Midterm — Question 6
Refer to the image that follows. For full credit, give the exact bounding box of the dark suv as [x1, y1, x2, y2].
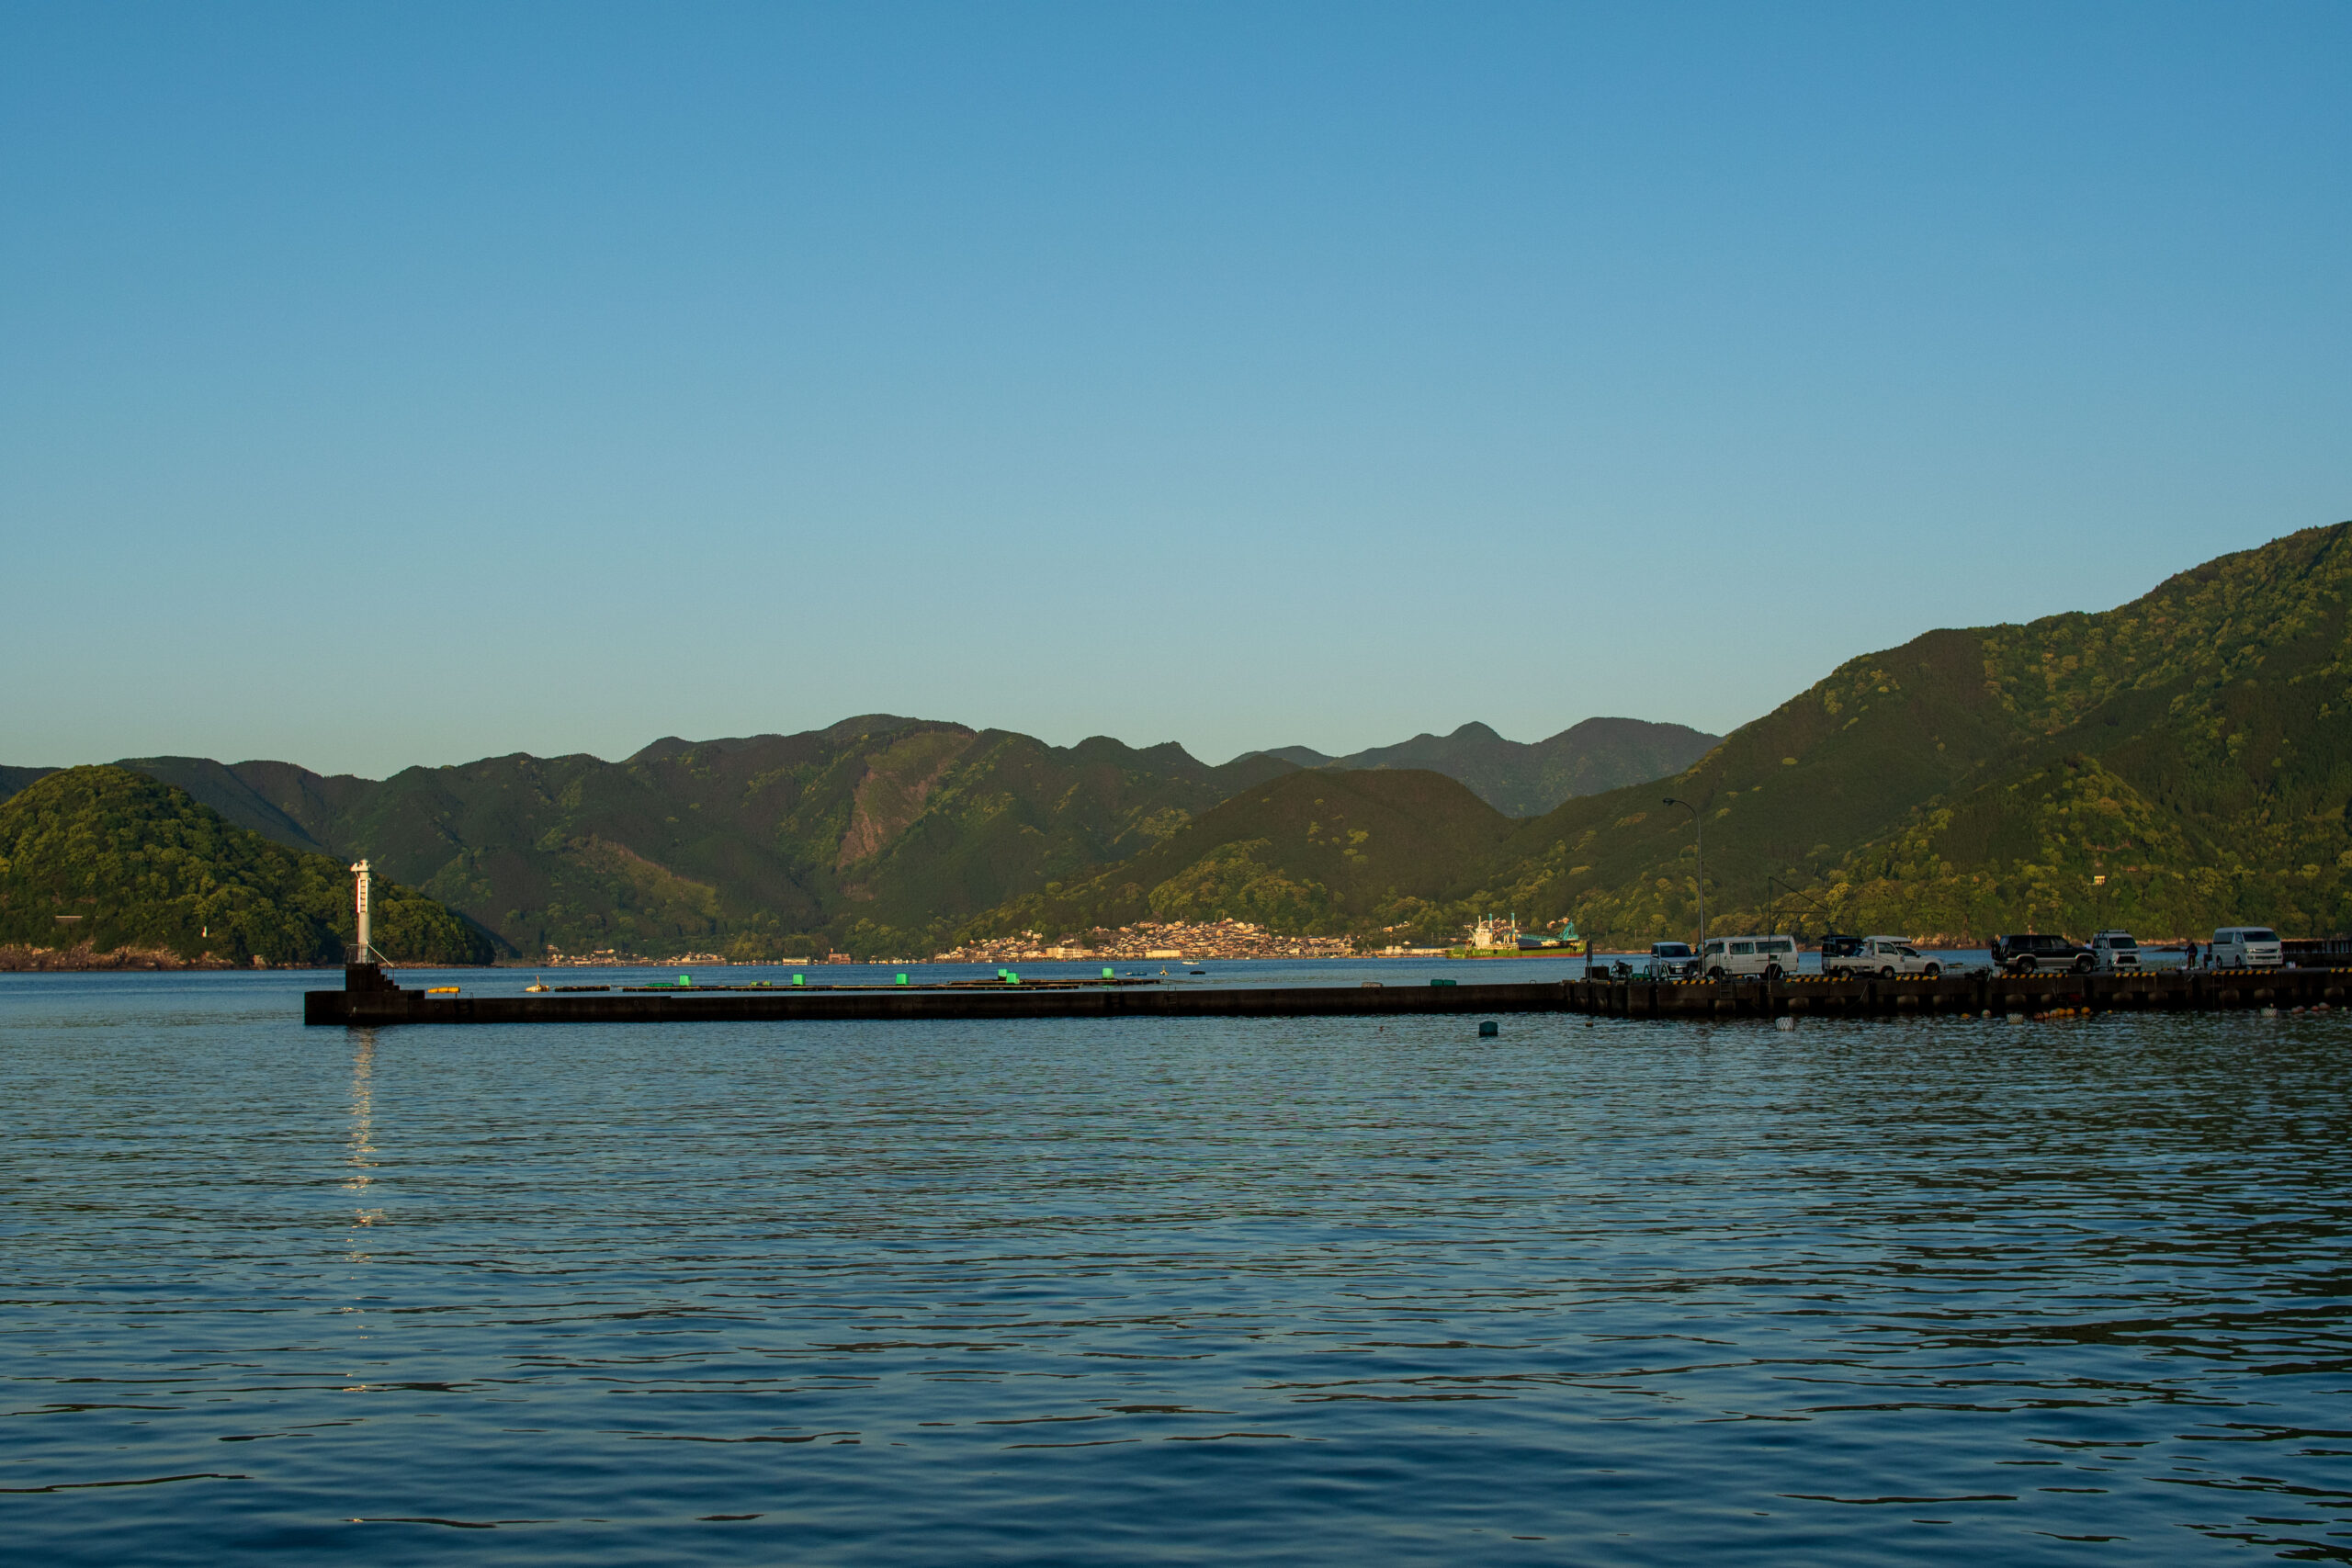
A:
[1989, 932, 2094, 975]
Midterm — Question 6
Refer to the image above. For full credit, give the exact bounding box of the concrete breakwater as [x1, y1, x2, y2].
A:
[305, 964, 2346, 1026]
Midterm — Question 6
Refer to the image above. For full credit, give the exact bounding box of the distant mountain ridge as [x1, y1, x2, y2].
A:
[962, 521, 2352, 949]
[13, 510, 2348, 959]
[1247, 716, 1720, 818]
[0, 711, 1705, 958]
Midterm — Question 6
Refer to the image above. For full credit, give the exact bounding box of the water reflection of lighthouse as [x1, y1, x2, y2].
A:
[345, 1028, 383, 1247]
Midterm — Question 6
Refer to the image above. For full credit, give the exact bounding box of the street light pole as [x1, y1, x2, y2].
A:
[1663, 797, 1702, 953]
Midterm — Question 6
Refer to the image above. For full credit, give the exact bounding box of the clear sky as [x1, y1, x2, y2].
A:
[5, 3, 2347, 778]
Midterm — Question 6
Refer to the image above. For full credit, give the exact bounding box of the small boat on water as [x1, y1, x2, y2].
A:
[1447, 914, 1588, 960]
[525, 976, 549, 993]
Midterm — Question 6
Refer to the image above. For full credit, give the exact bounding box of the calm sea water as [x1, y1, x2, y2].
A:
[4, 964, 2347, 1565]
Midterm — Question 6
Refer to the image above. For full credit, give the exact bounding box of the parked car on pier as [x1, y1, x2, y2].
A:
[2089, 931, 2143, 973]
[1696, 934, 1802, 980]
[1818, 934, 1865, 969]
[1648, 942, 1698, 979]
[2211, 926, 2283, 968]
[1990, 932, 2094, 975]
[1824, 935, 1940, 978]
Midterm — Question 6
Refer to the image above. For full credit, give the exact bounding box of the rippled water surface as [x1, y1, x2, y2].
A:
[5, 967, 2349, 1564]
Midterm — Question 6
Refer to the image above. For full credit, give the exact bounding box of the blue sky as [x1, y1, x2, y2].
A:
[5, 3, 2346, 777]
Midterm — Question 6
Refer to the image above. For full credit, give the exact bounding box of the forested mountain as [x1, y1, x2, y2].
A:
[1445, 521, 2352, 943]
[2, 720, 1295, 959]
[2, 709, 1712, 959]
[21, 522, 2341, 959]
[0, 766, 490, 965]
[958, 521, 2352, 948]
[1251, 716, 1717, 817]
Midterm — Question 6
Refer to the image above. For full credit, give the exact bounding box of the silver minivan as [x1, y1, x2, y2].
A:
[2211, 926, 2283, 968]
[1697, 934, 1801, 979]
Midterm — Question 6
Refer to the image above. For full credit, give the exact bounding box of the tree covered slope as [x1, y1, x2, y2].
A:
[3, 708, 1715, 959]
[0, 766, 491, 965]
[12, 523, 2345, 956]
[1455, 521, 2352, 942]
[31, 718, 1295, 959]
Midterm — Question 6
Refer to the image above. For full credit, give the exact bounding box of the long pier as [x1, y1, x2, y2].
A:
[305, 964, 2347, 1026]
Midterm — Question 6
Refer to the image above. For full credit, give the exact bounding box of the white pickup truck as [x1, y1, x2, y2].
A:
[1823, 935, 1941, 979]
[2090, 931, 2143, 973]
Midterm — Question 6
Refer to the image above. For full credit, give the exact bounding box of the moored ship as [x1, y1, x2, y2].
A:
[1447, 913, 1587, 959]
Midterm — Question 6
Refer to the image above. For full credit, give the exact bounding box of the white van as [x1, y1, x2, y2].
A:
[2211, 926, 2283, 968]
[1824, 935, 1941, 978]
[1697, 934, 1801, 979]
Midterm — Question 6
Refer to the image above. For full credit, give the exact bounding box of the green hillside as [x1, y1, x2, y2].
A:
[51, 718, 1295, 959]
[2, 708, 1722, 961]
[1251, 716, 1718, 817]
[953, 521, 2352, 951]
[1453, 521, 2352, 943]
[14, 524, 2346, 959]
[0, 766, 492, 965]
[967, 768, 1517, 940]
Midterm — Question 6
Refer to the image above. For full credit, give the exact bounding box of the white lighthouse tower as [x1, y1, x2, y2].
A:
[351, 860, 375, 964]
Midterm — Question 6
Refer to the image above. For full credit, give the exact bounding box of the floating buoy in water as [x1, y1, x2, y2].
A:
[1477, 1021, 1499, 1037]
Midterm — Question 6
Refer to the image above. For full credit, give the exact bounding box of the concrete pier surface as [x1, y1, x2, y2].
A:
[306, 963, 2347, 1026]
